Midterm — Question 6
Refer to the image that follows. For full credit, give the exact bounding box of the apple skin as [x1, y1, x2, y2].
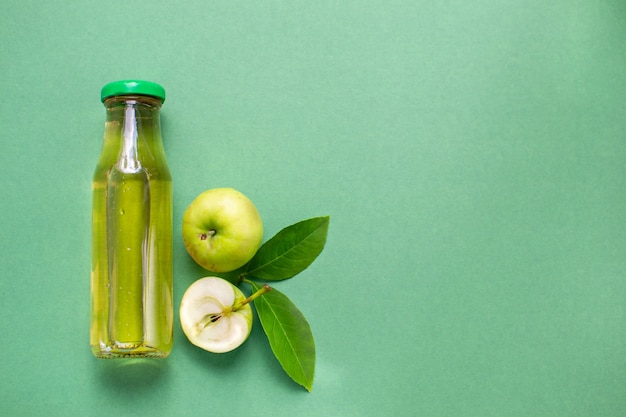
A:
[182, 188, 263, 272]
[179, 277, 253, 353]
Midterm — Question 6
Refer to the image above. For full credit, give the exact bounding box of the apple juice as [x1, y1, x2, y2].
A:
[90, 81, 173, 358]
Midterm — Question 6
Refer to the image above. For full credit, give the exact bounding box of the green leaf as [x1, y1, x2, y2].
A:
[250, 281, 316, 392]
[245, 216, 330, 281]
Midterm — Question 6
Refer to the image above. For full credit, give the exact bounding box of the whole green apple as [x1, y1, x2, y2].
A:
[179, 276, 254, 353]
[182, 188, 263, 272]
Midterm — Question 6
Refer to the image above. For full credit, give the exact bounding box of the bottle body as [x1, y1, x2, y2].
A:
[90, 93, 173, 358]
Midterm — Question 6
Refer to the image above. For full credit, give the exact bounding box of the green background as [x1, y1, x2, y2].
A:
[1, 1, 625, 416]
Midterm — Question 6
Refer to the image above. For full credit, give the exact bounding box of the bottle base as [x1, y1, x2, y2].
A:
[91, 342, 170, 359]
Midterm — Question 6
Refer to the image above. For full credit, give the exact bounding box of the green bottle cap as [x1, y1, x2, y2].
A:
[101, 80, 166, 103]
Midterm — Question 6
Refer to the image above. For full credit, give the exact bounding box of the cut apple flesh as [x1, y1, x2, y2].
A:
[180, 277, 252, 353]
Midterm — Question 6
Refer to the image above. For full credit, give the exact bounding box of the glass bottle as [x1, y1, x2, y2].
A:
[90, 80, 173, 358]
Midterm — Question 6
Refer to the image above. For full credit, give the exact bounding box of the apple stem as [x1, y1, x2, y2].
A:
[199, 229, 216, 241]
[233, 283, 271, 311]
[197, 284, 271, 328]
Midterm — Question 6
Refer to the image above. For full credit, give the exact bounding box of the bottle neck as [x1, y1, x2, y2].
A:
[104, 95, 163, 123]
[103, 95, 164, 174]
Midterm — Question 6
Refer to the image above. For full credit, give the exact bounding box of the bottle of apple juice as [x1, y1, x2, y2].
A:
[90, 80, 173, 358]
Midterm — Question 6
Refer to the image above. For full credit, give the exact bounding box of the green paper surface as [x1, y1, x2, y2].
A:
[1, 1, 625, 416]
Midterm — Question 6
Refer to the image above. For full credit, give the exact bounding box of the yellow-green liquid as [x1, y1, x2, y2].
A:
[90, 101, 173, 358]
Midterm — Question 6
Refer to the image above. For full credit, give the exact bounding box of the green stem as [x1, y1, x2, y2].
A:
[233, 282, 272, 311]
[196, 282, 271, 332]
